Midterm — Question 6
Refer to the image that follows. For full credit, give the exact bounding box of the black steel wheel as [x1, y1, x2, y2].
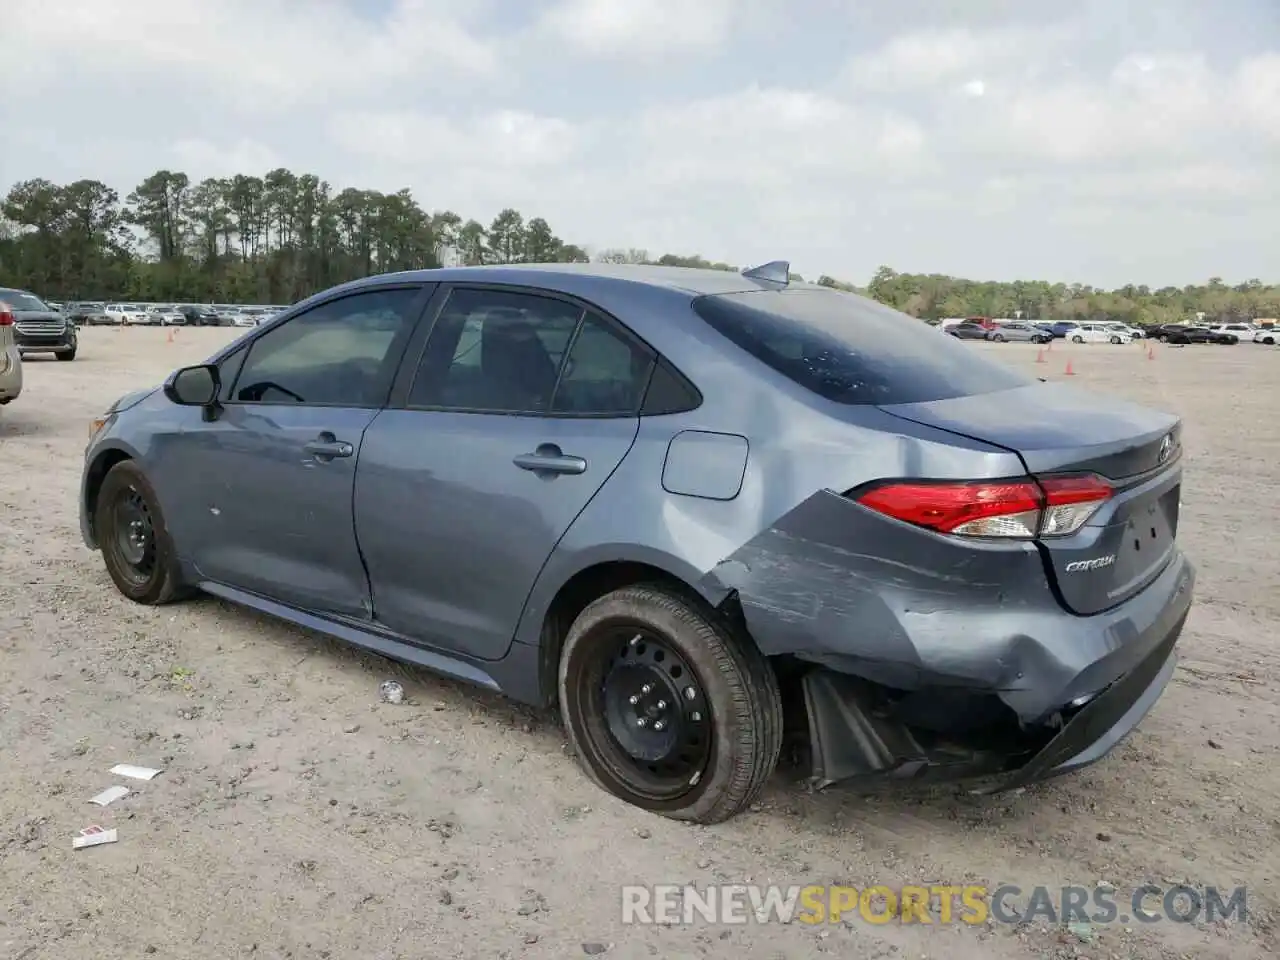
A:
[95, 460, 190, 605]
[559, 584, 782, 823]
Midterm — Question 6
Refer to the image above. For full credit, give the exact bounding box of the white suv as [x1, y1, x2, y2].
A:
[1210, 323, 1255, 343]
[103, 303, 150, 325]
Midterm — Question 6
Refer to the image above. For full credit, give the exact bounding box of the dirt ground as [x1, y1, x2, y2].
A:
[2, 328, 1277, 960]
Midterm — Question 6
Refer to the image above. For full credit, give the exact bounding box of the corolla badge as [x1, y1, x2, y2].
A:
[1065, 555, 1116, 573]
[1158, 433, 1173, 463]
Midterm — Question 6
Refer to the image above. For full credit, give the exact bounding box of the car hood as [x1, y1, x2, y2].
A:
[108, 386, 160, 414]
[14, 310, 64, 322]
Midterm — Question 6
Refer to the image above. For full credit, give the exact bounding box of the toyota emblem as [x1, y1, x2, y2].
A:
[1158, 434, 1173, 464]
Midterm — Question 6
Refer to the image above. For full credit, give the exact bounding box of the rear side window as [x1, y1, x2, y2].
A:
[691, 288, 1033, 405]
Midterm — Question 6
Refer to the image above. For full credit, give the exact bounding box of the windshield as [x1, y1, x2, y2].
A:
[691, 287, 1033, 406]
[0, 291, 49, 311]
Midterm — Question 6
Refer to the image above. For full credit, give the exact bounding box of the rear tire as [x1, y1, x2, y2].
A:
[95, 461, 191, 605]
[1071, 335, 1084, 344]
[1110, 336, 1122, 344]
[992, 333, 1005, 342]
[558, 584, 783, 824]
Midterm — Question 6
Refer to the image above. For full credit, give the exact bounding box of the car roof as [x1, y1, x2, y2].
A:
[341, 262, 792, 298]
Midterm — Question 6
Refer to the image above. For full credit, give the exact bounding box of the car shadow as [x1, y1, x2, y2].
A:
[186, 592, 1048, 831]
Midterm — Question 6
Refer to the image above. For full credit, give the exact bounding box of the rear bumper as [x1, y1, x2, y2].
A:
[703, 488, 1195, 790]
[802, 598, 1184, 790]
[797, 551, 1193, 790]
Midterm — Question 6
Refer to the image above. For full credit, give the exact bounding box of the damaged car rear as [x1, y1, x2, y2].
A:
[670, 280, 1194, 816]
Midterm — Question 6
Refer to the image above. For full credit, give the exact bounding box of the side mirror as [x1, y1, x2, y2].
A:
[164, 363, 221, 407]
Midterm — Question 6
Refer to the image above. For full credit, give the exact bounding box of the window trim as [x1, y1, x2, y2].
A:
[221, 283, 435, 410]
[391, 281, 701, 420]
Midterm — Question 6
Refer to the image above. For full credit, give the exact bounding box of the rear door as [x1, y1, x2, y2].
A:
[354, 285, 653, 660]
[880, 382, 1182, 615]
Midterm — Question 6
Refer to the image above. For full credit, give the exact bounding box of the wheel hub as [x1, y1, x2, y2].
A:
[601, 632, 708, 775]
[115, 490, 155, 571]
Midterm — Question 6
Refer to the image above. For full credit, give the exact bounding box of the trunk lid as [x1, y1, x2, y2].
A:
[879, 382, 1182, 616]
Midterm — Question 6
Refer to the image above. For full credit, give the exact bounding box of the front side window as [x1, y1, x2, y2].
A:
[692, 288, 1033, 406]
[230, 287, 421, 406]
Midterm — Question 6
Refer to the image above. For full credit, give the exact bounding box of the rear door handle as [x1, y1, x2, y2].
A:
[514, 444, 587, 475]
[304, 433, 354, 461]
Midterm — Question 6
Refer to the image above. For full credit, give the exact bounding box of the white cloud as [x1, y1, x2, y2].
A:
[536, 0, 738, 57]
[168, 140, 285, 179]
[840, 24, 1074, 91]
[9, 0, 500, 109]
[1, 0, 1277, 286]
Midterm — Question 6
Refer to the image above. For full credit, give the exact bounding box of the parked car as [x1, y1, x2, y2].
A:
[1105, 322, 1143, 339]
[0, 299, 24, 405]
[0, 287, 78, 360]
[1044, 321, 1081, 339]
[176, 304, 222, 326]
[66, 302, 107, 326]
[987, 322, 1051, 343]
[148, 305, 186, 326]
[102, 303, 149, 325]
[79, 263, 1196, 823]
[948, 321, 990, 340]
[1253, 328, 1277, 345]
[1208, 323, 1254, 342]
[1147, 324, 1222, 345]
[1067, 323, 1131, 345]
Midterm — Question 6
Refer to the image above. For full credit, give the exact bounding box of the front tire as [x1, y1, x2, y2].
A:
[991, 333, 1005, 342]
[1072, 335, 1084, 343]
[57, 346, 77, 361]
[558, 584, 782, 824]
[95, 461, 189, 605]
[1110, 336, 1122, 344]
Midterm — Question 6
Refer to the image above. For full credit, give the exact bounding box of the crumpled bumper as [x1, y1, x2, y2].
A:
[802, 602, 1187, 791]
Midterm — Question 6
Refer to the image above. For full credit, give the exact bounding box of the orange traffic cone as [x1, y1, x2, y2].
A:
[1064, 359, 1075, 375]
[1035, 348, 1047, 363]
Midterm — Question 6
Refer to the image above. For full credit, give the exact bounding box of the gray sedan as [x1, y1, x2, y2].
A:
[78, 262, 1195, 822]
[988, 322, 1051, 343]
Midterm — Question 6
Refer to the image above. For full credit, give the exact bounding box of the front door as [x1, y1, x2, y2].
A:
[149, 285, 430, 616]
[354, 286, 655, 660]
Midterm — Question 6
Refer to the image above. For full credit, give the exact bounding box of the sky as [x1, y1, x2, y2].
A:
[5, 0, 1279, 288]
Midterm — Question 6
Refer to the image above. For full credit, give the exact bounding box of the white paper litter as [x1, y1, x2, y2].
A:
[89, 785, 130, 807]
[73, 829, 119, 849]
[109, 764, 162, 781]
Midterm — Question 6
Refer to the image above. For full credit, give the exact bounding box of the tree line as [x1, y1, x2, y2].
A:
[1, 168, 1276, 325]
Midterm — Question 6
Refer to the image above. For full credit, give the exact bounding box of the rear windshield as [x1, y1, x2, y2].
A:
[691, 288, 1033, 405]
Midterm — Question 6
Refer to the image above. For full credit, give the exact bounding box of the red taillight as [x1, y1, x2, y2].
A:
[854, 475, 1112, 539]
[0, 303, 13, 326]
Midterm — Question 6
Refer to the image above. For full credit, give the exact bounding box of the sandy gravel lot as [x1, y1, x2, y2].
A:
[2, 327, 1278, 960]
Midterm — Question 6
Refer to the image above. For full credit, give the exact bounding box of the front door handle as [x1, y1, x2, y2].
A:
[513, 443, 587, 475]
[304, 432, 354, 462]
